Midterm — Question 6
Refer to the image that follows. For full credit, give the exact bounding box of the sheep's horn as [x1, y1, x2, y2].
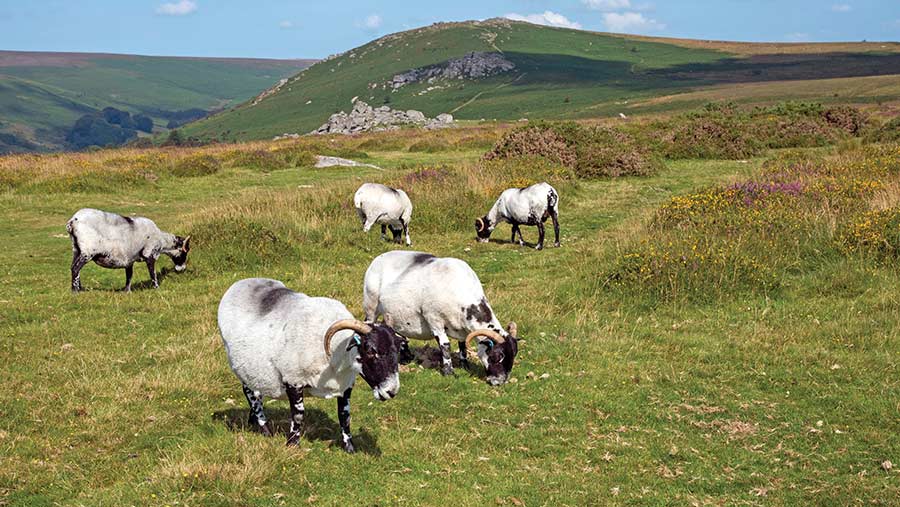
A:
[324, 319, 372, 357]
[507, 322, 517, 338]
[465, 329, 505, 355]
[476, 218, 485, 232]
[182, 235, 191, 251]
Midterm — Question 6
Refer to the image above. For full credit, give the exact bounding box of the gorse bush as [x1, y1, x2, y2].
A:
[170, 153, 221, 177]
[485, 121, 662, 178]
[867, 116, 900, 144]
[604, 143, 900, 303]
[838, 208, 900, 259]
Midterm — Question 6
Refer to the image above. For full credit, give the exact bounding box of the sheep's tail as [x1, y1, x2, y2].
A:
[547, 187, 559, 214]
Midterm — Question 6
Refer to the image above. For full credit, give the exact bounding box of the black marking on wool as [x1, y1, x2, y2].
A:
[464, 297, 493, 323]
[258, 287, 294, 315]
[123, 216, 135, 228]
[410, 253, 435, 266]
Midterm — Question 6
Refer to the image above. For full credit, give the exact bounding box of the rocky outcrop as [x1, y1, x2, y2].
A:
[314, 155, 381, 169]
[312, 100, 454, 135]
[389, 52, 515, 89]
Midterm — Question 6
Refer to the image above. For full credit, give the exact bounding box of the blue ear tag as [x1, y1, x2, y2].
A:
[484, 339, 495, 349]
[346, 334, 362, 352]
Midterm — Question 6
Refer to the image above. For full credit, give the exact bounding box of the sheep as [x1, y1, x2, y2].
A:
[363, 251, 519, 385]
[474, 182, 560, 250]
[66, 208, 190, 292]
[218, 278, 401, 452]
[354, 183, 413, 245]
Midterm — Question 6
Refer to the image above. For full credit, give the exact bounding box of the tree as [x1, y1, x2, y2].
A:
[163, 129, 184, 147]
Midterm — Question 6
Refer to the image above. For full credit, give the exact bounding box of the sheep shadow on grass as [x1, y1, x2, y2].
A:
[406, 344, 487, 381]
[212, 407, 381, 456]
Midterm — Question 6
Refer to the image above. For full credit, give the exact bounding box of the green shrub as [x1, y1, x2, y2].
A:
[407, 138, 452, 153]
[485, 121, 659, 178]
[170, 154, 221, 177]
[867, 117, 900, 143]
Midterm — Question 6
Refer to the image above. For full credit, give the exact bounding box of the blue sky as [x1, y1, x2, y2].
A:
[0, 1, 898, 59]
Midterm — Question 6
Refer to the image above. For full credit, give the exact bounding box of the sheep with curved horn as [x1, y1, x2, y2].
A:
[363, 251, 520, 385]
[218, 278, 402, 452]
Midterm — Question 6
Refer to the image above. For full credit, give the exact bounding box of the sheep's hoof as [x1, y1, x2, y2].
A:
[554, 242, 561, 248]
[256, 422, 273, 437]
[440, 364, 456, 376]
[286, 430, 302, 447]
[535, 244, 543, 251]
[342, 440, 356, 453]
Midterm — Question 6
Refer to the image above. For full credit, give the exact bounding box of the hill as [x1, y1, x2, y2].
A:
[183, 19, 900, 142]
[0, 51, 314, 152]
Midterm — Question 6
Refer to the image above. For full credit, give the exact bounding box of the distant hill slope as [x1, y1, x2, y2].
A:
[0, 51, 314, 152]
[184, 19, 900, 142]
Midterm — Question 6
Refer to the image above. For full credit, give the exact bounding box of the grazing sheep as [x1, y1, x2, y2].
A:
[354, 183, 413, 245]
[66, 208, 190, 292]
[218, 278, 401, 452]
[475, 182, 560, 250]
[363, 251, 519, 385]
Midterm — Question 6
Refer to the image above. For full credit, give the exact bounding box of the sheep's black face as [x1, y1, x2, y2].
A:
[481, 336, 518, 386]
[359, 324, 400, 401]
[474, 216, 492, 243]
[170, 236, 191, 272]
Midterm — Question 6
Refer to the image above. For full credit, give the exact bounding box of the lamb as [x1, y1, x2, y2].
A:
[363, 251, 519, 385]
[218, 278, 401, 452]
[354, 183, 413, 245]
[66, 208, 190, 292]
[474, 182, 560, 250]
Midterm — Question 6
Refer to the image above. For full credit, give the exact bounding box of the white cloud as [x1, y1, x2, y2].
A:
[583, 0, 631, 11]
[831, 4, 852, 12]
[602, 12, 665, 33]
[279, 20, 294, 29]
[504, 11, 582, 29]
[156, 0, 197, 16]
[363, 14, 383, 29]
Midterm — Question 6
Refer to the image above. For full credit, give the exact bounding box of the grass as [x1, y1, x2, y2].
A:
[1, 125, 898, 505]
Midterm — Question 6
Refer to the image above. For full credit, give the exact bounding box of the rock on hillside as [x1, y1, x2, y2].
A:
[387, 51, 516, 89]
[313, 100, 453, 135]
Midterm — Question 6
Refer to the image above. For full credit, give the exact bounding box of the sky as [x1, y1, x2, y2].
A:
[0, 0, 898, 59]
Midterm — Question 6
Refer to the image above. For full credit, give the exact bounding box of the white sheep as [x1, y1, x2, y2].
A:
[475, 182, 560, 250]
[363, 251, 519, 385]
[218, 278, 401, 452]
[66, 208, 190, 292]
[354, 183, 413, 245]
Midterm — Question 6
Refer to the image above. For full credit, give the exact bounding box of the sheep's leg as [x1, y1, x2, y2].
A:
[380, 224, 388, 240]
[145, 257, 159, 289]
[70, 253, 90, 293]
[457, 341, 470, 369]
[337, 387, 355, 453]
[434, 331, 454, 376]
[285, 383, 304, 446]
[123, 264, 133, 292]
[242, 385, 272, 437]
[535, 221, 545, 251]
[390, 225, 402, 244]
[400, 218, 411, 246]
[398, 338, 414, 364]
[511, 224, 525, 246]
[362, 216, 378, 233]
[549, 208, 561, 247]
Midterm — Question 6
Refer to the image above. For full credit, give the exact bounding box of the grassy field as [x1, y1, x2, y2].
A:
[185, 19, 900, 144]
[0, 52, 313, 152]
[1, 125, 898, 505]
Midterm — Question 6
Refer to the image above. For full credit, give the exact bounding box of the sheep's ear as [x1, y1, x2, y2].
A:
[507, 322, 518, 338]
